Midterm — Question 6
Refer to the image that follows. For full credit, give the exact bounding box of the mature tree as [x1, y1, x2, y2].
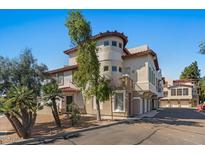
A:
[65, 11, 111, 121]
[198, 77, 205, 103]
[42, 79, 62, 127]
[0, 86, 38, 138]
[180, 61, 200, 80]
[0, 49, 48, 139]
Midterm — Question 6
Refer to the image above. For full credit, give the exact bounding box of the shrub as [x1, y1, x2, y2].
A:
[67, 103, 81, 126]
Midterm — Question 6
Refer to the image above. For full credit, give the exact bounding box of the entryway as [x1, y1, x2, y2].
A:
[66, 96, 73, 111]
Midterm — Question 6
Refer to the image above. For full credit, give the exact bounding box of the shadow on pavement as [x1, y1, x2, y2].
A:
[154, 108, 205, 120]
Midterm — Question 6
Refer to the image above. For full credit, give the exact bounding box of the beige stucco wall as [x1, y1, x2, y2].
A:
[123, 55, 161, 96]
[85, 90, 131, 117]
[58, 70, 76, 89]
[161, 86, 193, 100]
[68, 52, 77, 65]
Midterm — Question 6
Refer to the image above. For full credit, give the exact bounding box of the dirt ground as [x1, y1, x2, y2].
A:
[0, 109, 113, 144]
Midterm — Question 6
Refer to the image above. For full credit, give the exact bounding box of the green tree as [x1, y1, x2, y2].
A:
[180, 61, 200, 80]
[42, 79, 62, 128]
[65, 11, 111, 121]
[198, 77, 205, 103]
[0, 85, 39, 139]
[0, 49, 48, 139]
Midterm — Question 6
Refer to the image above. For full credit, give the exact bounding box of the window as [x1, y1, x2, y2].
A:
[119, 67, 122, 72]
[149, 67, 152, 83]
[104, 41, 109, 46]
[153, 73, 156, 85]
[119, 43, 122, 48]
[177, 89, 182, 96]
[114, 93, 124, 112]
[124, 67, 131, 75]
[136, 71, 138, 82]
[57, 73, 64, 85]
[112, 41, 117, 47]
[164, 91, 168, 97]
[171, 89, 176, 96]
[183, 88, 189, 96]
[112, 66, 117, 72]
[104, 66, 109, 71]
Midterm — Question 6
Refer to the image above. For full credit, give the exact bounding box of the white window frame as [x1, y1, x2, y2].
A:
[57, 72, 64, 86]
[113, 90, 126, 112]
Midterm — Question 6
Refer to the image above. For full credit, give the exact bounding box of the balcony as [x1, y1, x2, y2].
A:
[118, 74, 134, 90]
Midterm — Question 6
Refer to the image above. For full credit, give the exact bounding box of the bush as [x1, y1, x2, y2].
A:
[67, 103, 81, 126]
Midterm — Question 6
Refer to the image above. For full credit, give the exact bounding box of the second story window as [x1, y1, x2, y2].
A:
[119, 67, 122, 73]
[104, 66, 109, 71]
[119, 43, 122, 48]
[177, 89, 182, 96]
[112, 66, 117, 72]
[112, 41, 117, 47]
[171, 89, 176, 96]
[183, 88, 189, 96]
[104, 41, 109, 46]
[57, 73, 64, 85]
[164, 91, 168, 97]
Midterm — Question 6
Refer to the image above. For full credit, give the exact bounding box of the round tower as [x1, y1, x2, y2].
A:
[95, 31, 128, 87]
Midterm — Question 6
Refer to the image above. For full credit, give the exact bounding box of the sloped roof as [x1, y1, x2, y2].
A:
[64, 31, 128, 55]
[122, 47, 159, 70]
[47, 65, 77, 74]
[60, 87, 80, 92]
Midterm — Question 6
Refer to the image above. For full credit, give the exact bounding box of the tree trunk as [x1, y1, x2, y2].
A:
[7, 114, 26, 138]
[96, 98, 101, 121]
[5, 113, 22, 138]
[5, 111, 37, 139]
[110, 95, 113, 121]
[51, 99, 61, 128]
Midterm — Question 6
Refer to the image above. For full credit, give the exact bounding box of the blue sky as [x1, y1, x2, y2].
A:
[0, 9, 205, 79]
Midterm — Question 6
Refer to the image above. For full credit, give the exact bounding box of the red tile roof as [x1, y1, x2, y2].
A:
[64, 31, 128, 55]
[122, 50, 160, 70]
[168, 84, 193, 88]
[173, 79, 198, 83]
[60, 87, 80, 92]
[47, 65, 77, 74]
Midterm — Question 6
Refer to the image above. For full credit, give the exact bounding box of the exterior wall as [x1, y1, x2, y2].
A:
[160, 79, 199, 108]
[56, 91, 85, 113]
[68, 52, 77, 65]
[58, 70, 76, 89]
[97, 36, 124, 87]
[162, 86, 193, 100]
[123, 55, 163, 98]
[85, 90, 131, 117]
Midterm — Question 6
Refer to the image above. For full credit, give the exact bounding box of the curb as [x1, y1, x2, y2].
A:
[6, 118, 139, 145]
[6, 110, 162, 145]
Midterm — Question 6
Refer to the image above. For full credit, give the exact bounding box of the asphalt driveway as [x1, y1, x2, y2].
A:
[45, 108, 205, 145]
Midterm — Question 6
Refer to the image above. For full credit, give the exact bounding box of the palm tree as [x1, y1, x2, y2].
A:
[0, 85, 38, 139]
[42, 79, 62, 128]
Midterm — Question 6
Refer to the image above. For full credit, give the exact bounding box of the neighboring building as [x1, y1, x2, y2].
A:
[48, 31, 163, 118]
[160, 79, 199, 108]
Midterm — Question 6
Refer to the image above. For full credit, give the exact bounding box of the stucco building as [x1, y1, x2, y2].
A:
[160, 79, 199, 108]
[48, 31, 164, 118]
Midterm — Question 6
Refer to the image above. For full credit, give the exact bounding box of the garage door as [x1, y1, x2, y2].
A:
[180, 100, 191, 108]
[160, 100, 170, 108]
[170, 100, 179, 108]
